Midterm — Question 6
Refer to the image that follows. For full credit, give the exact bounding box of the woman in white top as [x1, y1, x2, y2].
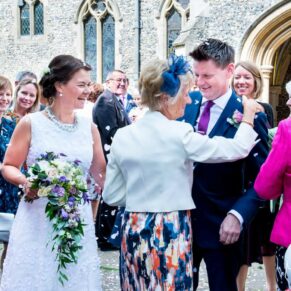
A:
[102, 55, 259, 290]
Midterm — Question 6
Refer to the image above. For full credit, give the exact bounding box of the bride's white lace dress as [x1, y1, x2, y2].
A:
[0, 112, 101, 291]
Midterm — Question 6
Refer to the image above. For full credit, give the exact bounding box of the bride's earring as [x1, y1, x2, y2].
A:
[58, 92, 63, 97]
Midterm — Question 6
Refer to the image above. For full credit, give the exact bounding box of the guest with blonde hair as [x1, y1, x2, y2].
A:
[0, 76, 13, 117]
[232, 61, 274, 127]
[11, 79, 40, 117]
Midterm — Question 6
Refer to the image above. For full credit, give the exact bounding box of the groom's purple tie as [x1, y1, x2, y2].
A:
[198, 100, 215, 135]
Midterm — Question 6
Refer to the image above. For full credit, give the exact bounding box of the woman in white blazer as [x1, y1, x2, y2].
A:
[102, 55, 259, 290]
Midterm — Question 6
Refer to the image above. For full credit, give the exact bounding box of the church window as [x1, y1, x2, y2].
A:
[102, 14, 115, 82]
[167, 8, 182, 55]
[84, 15, 98, 82]
[82, 0, 116, 82]
[34, 0, 44, 35]
[19, 0, 44, 36]
[20, 1, 30, 36]
[177, 0, 190, 9]
[158, 0, 190, 58]
[166, 0, 190, 56]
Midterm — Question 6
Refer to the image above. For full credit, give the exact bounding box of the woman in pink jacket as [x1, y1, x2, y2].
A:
[254, 80, 291, 290]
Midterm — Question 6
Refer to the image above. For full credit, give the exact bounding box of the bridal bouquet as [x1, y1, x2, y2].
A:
[25, 152, 89, 285]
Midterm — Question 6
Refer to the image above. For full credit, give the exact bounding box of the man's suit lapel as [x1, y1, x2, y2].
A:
[209, 92, 243, 138]
[113, 94, 131, 125]
[182, 91, 202, 128]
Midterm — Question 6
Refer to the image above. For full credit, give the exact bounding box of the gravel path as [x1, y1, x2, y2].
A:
[0, 244, 267, 290]
[99, 249, 268, 290]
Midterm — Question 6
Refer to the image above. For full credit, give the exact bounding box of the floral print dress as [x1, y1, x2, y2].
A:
[120, 210, 193, 290]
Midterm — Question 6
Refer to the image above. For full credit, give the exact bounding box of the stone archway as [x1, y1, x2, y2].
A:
[272, 40, 291, 122]
[239, 0, 291, 123]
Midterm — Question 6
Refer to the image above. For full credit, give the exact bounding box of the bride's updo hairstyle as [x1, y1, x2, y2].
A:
[40, 55, 91, 101]
[139, 54, 193, 111]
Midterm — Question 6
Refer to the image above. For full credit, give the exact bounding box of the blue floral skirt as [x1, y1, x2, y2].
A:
[120, 210, 192, 290]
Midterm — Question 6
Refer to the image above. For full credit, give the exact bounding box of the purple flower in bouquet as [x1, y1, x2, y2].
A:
[72, 209, 81, 222]
[69, 186, 77, 195]
[68, 197, 75, 207]
[38, 152, 59, 162]
[42, 178, 52, 186]
[52, 185, 65, 197]
[61, 209, 69, 220]
[59, 176, 68, 183]
[74, 214, 81, 222]
[82, 192, 89, 203]
[40, 153, 48, 159]
[69, 211, 80, 222]
[73, 159, 81, 166]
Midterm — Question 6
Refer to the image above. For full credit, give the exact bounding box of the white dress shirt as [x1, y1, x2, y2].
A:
[102, 110, 258, 213]
[196, 88, 233, 134]
[118, 96, 125, 107]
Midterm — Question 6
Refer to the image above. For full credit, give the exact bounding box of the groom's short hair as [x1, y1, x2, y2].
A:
[190, 38, 235, 68]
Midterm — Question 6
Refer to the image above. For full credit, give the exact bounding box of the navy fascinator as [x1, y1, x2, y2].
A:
[160, 54, 192, 97]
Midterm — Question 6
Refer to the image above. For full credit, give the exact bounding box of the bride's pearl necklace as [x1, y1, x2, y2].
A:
[45, 107, 79, 132]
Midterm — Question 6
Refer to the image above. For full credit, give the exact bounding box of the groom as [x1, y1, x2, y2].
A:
[182, 38, 269, 290]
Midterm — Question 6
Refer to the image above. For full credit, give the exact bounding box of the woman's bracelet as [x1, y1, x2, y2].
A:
[242, 119, 254, 128]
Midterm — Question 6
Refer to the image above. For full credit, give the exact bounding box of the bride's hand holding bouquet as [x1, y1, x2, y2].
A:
[20, 181, 38, 201]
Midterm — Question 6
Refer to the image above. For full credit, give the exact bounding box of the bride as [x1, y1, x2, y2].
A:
[0, 55, 105, 290]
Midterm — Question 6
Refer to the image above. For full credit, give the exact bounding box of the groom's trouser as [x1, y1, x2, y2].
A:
[191, 211, 242, 291]
[193, 236, 242, 291]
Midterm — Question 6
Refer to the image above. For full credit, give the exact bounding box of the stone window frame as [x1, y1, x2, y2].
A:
[17, 0, 45, 38]
[156, 0, 190, 59]
[76, 0, 122, 83]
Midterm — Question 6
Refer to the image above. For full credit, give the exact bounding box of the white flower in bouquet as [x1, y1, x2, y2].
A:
[47, 168, 58, 179]
[37, 185, 53, 197]
[37, 160, 50, 171]
[53, 159, 69, 172]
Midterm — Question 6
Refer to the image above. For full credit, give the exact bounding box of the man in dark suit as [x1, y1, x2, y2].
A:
[182, 39, 269, 290]
[93, 69, 131, 251]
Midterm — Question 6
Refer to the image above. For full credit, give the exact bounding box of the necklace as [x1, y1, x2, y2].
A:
[45, 107, 79, 132]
